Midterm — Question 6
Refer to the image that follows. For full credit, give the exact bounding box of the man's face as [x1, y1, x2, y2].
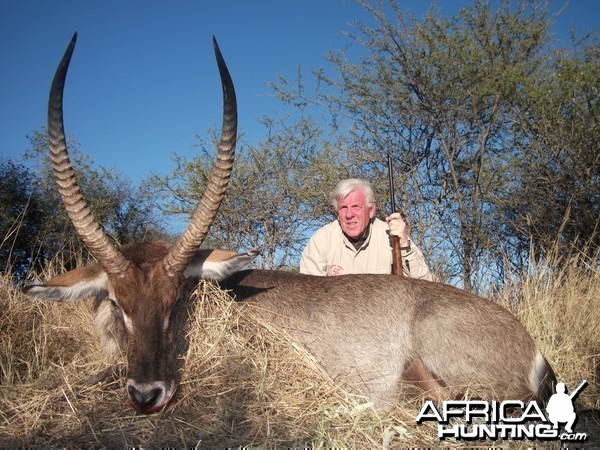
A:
[336, 189, 375, 240]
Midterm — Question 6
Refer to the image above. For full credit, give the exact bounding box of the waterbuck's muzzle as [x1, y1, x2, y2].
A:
[126, 379, 176, 414]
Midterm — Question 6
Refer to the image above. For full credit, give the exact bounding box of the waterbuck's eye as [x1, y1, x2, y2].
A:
[109, 298, 120, 309]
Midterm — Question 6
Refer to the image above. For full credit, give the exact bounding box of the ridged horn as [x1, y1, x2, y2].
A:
[162, 37, 237, 276]
[48, 33, 130, 275]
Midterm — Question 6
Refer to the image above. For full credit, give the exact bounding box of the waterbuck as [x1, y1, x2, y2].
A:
[24, 34, 555, 415]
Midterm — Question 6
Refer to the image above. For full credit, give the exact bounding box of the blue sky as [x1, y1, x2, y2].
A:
[1, 0, 598, 187]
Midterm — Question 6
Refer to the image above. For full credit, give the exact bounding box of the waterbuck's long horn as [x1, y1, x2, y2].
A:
[162, 37, 237, 277]
[48, 32, 130, 275]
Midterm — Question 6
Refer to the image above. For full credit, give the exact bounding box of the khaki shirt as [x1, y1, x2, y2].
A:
[299, 218, 433, 280]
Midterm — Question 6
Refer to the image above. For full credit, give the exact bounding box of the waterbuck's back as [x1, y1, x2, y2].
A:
[221, 270, 554, 410]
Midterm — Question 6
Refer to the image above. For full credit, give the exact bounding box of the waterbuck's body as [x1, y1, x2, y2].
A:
[220, 270, 554, 409]
[23, 34, 555, 415]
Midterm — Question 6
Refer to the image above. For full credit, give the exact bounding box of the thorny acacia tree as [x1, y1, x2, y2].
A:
[0, 161, 45, 278]
[0, 131, 166, 281]
[505, 42, 599, 264]
[272, 0, 595, 290]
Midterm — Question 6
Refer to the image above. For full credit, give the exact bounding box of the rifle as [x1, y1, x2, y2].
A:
[387, 151, 403, 276]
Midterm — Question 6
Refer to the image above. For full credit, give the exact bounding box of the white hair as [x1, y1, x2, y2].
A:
[329, 179, 376, 209]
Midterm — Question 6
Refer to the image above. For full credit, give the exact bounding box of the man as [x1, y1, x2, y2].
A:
[299, 178, 432, 280]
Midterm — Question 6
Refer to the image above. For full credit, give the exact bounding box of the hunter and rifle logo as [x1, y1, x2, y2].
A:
[416, 380, 589, 442]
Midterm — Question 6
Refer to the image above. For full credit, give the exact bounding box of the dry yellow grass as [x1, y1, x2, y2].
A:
[497, 252, 600, 411]
[0, 253, 598, 448]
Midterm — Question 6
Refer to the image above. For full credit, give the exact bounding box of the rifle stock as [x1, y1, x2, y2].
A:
[391, 236, 404, 276]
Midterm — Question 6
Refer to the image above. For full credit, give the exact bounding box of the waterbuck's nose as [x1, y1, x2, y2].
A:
[126, 379, 176, 414]
[128, 385, 161, 412]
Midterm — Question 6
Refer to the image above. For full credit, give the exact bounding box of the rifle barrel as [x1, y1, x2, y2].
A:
[387, 152, 396, 214]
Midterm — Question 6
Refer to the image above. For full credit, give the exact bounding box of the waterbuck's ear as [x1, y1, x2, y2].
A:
[184, 249, 259, 281]
[23, 264, 109, 302]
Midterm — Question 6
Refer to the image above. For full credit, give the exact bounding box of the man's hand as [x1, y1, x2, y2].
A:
[386, 212, 410, 247]
[327, 265, 344, 276]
